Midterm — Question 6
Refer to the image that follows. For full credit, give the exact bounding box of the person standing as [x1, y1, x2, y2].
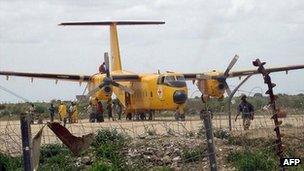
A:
[96, 101, 104, 122]
[235, 95, 255, 130]
[67, 102, 73, 124]
[99, 62, 106, 73]
[71, 102, 79, 123]
[107, 99, 114, 121]
[87, 102, 94, 122]
[58, 101, 67, 126]
[48, 103, 56, 122]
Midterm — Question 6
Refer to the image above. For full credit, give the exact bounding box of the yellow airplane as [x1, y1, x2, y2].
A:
[1, 21, 304, 121]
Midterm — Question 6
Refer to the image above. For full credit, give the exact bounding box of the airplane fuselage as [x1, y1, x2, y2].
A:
[89, 71, 188, 114]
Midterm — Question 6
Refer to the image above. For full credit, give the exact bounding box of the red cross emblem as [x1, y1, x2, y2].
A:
[157, 88, 162, 98]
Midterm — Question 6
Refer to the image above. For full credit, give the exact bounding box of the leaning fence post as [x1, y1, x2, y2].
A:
[20, 113, 32, 171]
[202, 107, 217, 171]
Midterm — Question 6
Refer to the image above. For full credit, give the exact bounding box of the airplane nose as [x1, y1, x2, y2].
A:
[173, 90, 187, 104]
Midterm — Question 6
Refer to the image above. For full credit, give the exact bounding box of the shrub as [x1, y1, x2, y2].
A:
[91, 129, 130, 170]
[214, 129, 230, 139]
[92, 129, 128, 148]
[182, 146, 206, 162]
[0, 153, 22, 171]
[90, 159, 117, 171]
[35, 105, 46, 114]
[39, 144, 76, 170]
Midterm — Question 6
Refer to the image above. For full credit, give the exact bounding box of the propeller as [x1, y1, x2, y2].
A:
[87, 52, 134, 121]
[217, 55, 239, 96]
[87, 52, 134, 98]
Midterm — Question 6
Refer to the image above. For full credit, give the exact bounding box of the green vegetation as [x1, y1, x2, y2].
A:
[226, 135, 278, 170]
[91, 128, 130, 171]
[213, 129, 230, 139]
[1, 94, 303, 120]
[0, 129, 131, 171]
[39, 144, 78, 170]
[226, 134, 304, 171]
[151, 166, 174, 171]
[182, 146, 206, 162]
[0, 153, 22, 171]
[227, 149, 277, 171]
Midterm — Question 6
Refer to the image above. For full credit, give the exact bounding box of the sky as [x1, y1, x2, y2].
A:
[0, 0, 304, 103]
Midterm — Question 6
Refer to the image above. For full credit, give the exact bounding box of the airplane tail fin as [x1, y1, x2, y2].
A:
[59, 21, 165, 71]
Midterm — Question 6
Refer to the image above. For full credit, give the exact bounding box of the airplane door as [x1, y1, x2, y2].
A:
[125, 92, 131, 107]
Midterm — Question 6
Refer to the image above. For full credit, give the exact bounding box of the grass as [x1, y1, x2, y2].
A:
[182, 146, 206, 162]
[227, 149, 278, 171]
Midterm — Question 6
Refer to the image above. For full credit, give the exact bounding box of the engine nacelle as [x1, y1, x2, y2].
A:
[196, 70, 225, 99]
[197, 79, 225, 98]
[88, 73, 113, 101]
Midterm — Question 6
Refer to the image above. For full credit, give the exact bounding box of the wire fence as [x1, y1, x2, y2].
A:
[0, 107, 303, 170]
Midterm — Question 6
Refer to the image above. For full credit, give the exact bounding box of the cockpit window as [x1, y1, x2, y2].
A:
[158, 75, 186, 87]
[176, 75, 185, 81]
[164, 76, 175, 83]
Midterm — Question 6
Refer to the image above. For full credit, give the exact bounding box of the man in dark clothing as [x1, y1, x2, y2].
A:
[48, 103, 56, 122]
[96, 101, 104, 122]
[99, 62, 106, 73]
[235, 95, 255, 130]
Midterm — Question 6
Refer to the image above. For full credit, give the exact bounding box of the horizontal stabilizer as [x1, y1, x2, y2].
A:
[59, 21, 165, 26]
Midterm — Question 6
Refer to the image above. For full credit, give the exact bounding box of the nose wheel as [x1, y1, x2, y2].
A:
[174, 106, 185, 121]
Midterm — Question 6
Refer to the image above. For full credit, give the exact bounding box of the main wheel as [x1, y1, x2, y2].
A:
[148, 110, 154, 120]
[139, 113, 146, 120]
[180, 114, 185, 121]
[126, 113, 132, 120]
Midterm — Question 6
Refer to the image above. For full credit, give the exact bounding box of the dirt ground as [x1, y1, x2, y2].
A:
[0, 114, 303, 155]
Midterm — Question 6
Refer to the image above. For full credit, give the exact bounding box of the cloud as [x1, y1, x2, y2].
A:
[0, 0, 304, 102]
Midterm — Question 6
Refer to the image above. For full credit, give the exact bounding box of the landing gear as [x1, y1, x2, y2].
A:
[139, 113, 146, 120]
[175, 106, 185, 121]
[174, 112, 185, 121]
[148, 110, 154, 120]
[180, 114, 185, 121]
[126, 113, 132, 120]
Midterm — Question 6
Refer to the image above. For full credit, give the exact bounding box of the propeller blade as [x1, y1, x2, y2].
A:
[86, 82, 105, 97]
[110, 81, 134, 94]
[224, 54, 239, 77]
[104, 52, 110, 77]
[223, 81, 232, 96]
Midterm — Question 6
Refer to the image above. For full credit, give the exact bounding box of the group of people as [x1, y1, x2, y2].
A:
[26, 93, 255, 130]
[26, 101, 78, 126]
[57, 101, 79, 126]
[87, 101, 105, 123]
[86, 99, 117, 122]
[27, 98, 113, 125]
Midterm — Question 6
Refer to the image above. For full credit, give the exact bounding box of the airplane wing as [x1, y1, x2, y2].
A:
[183, 65, 304, 80]
[0, 71, 140, 82]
